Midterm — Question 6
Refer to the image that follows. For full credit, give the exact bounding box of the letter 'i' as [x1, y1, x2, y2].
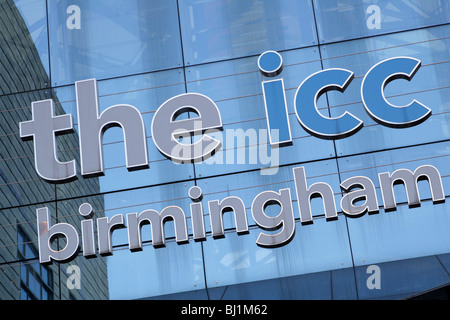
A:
[189, 186, 206, 241]
[79, 203, 96, 257]
[258, 51, 292, 147]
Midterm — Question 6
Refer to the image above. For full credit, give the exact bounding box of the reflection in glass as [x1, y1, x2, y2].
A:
[48, 0, 183, 86]
[18, 228, 54, 300]
[314, 0, 450, 44]
[0, 0, 49, 95]
[202, 218, 353, 290]
[179, 0, 317, 65]
[0, 0, 109, 300]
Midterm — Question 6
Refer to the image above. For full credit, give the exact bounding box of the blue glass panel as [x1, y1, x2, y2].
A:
[146, 289, 209, 300]
[337, 142, 450, 282]
[314, 0, 450, 44]
[106, 241, 205, 299]
[346, 200, 450, 267]
[145, 267, 358, 299]
[331, 267, 359, 300]
[179, 0, 317, 65]
[210, 271, 334, 300]
[437, 252, 450, 273]
[320, 25, 450, 156]
[48, 0, 183, 86]
[354, 255, 450, 300]
[28, 272, 41, 298]
[186, 48, 336, 177]
[202, 218, 353, 289]
[208, 268, 358, 299]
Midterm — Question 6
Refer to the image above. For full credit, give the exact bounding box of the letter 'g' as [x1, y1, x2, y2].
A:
[251, 189, 295, 247]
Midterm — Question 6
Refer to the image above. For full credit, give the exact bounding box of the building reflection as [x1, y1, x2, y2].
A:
[0, 0, 107, 300]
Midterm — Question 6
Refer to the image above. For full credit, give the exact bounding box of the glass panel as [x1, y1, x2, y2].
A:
[28, 271, 41, 299]
[313, 0, 450, 44]
[208, 268, 357, 299]
[186, 48, 336, 178]
[106, 241, 205, 300]
[348, 201, 450, 265]
[48, 0, 183, 86]
[20, 285, 28, 300]
[355, 255, 450, 300]
[41, 288, 48, 300]
[147, 289, 209, 300]
[53, 69, 194, 197]
[437, 252, 450, 274]
[202, 218, 353, 290]
[343, 187, 450, 265]
[339, 142, 450, 265]
[179, 0, 317, 65]
[59, 258, 109, 300]
[0, 0, 49, 95]
[320, 25, 450, 156]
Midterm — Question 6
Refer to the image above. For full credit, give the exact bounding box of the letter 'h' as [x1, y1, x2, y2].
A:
[20, 79, 148, 181]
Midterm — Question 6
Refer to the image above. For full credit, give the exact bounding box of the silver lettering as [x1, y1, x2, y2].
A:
[251, 189, 295, 247]
[75, 78, 148, 176]
[379, 165, 445, 210]
[293, 166, 338, 223]
[19, 100, 76, 181]
[126, 206, 188, 249]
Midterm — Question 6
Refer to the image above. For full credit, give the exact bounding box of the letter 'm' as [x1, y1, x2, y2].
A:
[379, 165, 445, 210]
[127, 206, 188, 249]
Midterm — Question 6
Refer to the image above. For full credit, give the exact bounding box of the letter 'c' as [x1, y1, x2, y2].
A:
[361, 57, 431, 127]
[294, 68, 363, 139]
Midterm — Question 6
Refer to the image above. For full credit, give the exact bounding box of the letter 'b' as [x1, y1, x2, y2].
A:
[37, 207, 79, 263]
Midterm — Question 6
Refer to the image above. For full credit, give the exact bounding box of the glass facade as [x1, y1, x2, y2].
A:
[1, 0, 450, 300]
